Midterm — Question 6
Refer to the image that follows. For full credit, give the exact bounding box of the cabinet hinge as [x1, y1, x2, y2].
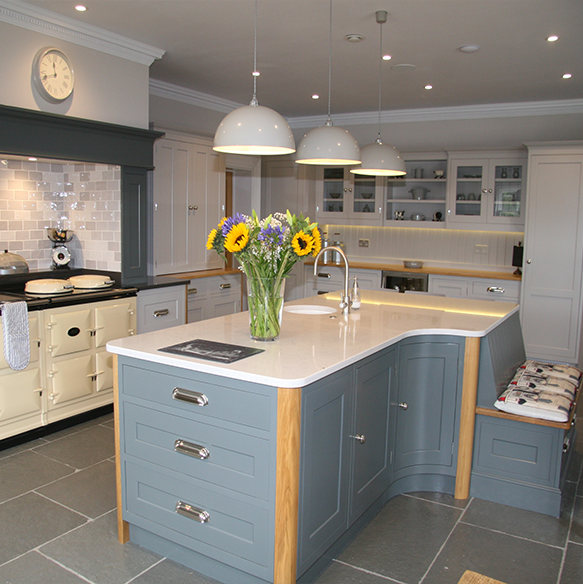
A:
[452, 442, 455, 455]
[390, 451, 393, 464]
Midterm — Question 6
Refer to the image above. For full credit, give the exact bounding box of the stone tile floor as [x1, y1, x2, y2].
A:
[0, 413, 581, 584]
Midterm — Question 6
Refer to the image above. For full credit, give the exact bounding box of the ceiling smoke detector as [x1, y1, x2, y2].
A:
[344, 33, 364, 42]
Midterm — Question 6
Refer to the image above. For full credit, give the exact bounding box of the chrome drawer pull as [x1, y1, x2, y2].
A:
[563, 437, 571, 453]
[486, 286, 505, 294]
[219, 283, 231, 289]
[175, 501, 210, 523]
[350, 434, 366, 444]
[399, 402, 408, 410]
[317, 272, 331, 279]
[172, 387, 209, 407]
[174, 439, 210, 460]
[188, 288, 198, 295]
[153, 308, 170, 317]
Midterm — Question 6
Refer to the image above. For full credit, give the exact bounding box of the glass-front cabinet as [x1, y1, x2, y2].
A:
[385, 157, 448, 228]
[447, 151, 527, 230]
[316, 167, 383, 225]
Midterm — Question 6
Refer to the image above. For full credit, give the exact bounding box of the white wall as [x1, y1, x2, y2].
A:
[0, 21, 150, 128]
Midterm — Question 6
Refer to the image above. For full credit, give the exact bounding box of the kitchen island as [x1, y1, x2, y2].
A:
[107, 290, 523, 584]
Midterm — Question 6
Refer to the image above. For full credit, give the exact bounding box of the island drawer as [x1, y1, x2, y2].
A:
[124, 460, 272, 580]
[120, 360, 273, 431]
[123, 401, 271, 500]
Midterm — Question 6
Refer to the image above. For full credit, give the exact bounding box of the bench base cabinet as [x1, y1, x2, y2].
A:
[187, 274, 242, 323]
[429, 274, 520, 303]
[117, 336, 464, 584]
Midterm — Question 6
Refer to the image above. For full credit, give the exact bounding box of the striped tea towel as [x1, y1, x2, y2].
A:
[1, 301, 30, 370]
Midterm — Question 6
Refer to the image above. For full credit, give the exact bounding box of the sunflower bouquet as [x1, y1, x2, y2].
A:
[206, 210, 321, 341]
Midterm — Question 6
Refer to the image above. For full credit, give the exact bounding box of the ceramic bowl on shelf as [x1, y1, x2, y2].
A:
[329, 192, 342, 199]
[361, 192, 374, 199]
[410, 213, 425, 221]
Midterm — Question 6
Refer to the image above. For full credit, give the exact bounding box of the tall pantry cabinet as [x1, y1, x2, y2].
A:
[152, 131, 225, 275]
[520, 142, 583, 365]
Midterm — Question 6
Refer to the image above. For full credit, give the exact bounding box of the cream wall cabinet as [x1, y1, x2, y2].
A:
[316, 167, 384, 226]
[385, 156, 447, 228]
[447, 151, 526, 231]
[187, 274, 242, 323]
[137, 285, 187, 334]
[520, 142, 583, 365]
[261, 156, 316, 219]
[429, 275, 520, 303]
[152, 131, 225, 275]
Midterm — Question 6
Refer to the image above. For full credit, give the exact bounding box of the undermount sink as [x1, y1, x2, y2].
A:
[284, 305, 337, 315]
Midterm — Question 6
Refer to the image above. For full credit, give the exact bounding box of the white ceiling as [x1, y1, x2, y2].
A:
[22, 0, 583, 121]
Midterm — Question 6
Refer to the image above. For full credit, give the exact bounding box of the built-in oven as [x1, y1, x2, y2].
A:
[382, 270, 428, 293]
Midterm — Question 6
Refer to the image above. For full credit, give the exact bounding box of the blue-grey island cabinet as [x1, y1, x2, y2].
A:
[108, 290, 523, 584]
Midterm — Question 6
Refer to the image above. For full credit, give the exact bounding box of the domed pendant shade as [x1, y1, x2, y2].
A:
[350, 138, 405, 176]
[213, 102, 295, 155]
[295, 0, 360, 166]
[212, 0, 295, 156]
[351, 10, 404, 176]
[296, 121, 361, 165]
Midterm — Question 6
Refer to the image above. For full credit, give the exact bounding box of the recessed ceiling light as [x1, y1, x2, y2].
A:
[547, 35, 559, 42]
[459, 45, 480, 53]
[344, 34, 364, 43]
[312, 94, 320, 100]
[75, 5, 87, 11]
[563, 73, 572, 79]
[382, 54, 392, 61]
[424, 85, 433, 90]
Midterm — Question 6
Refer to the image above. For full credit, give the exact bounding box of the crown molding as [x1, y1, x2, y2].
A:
[0, 0, 164, 65]
[289, 99, 583, 129]
[149, 79, 243, 113]
[148, 77, 583, 128]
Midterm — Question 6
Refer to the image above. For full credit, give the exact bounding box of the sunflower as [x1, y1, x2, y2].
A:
[224, 222, 250, 253]
[311, 228, 322, 256]
[292, 230, 314, 256]
[206, 228, 218, 250]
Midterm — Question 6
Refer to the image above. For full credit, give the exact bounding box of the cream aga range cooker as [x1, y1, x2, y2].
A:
[0, 271, 137, 447]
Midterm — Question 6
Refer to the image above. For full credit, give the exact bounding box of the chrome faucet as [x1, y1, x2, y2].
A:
[314, 245, 351, 314]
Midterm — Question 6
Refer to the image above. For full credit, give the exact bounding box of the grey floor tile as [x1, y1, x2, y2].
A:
[40, 509, 162, 584]
[0, 550, 87, 583]
[569, 496, 583, 544]
[560, 542, 583, 584]
[37, 460, 117, 519]
[0, 449, 74, 503]
[32, 424, 114, 470]
[315, 560, 401, 583]
[423, 522, 563, 584]
[0, 438, 49, 460]
[0, 492, 87, 564]
[336, 495, 462, 584]
[405, 491, 470, 510]
[41, 414, 114, 443]
[462, 497, 571, 547]
[133, 558, 223, 583]
[565, 451, 582, 484]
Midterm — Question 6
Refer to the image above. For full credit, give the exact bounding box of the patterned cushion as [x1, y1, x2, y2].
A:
[494, 360, 581, 422]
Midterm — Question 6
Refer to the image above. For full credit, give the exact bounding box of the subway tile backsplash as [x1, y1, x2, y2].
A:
[323, 224, 523, 271]
[0, 159, 121, 271]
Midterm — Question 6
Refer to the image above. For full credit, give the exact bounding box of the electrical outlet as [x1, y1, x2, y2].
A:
[359, 239, 370, 248]
[474, 244, 488, 254]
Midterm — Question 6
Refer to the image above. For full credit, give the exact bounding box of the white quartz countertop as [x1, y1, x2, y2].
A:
[107, 290, 518, 388]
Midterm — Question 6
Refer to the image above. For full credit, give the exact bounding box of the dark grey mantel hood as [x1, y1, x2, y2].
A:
[0, 104, 163, 169]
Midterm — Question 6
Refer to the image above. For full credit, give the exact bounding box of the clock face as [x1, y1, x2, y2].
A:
[32, 48, 75, 103]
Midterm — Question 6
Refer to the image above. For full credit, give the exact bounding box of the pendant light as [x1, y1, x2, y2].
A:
[213, 0, 295, 156]
[351, 11, 405, 176]
[295, 0, 360, 165]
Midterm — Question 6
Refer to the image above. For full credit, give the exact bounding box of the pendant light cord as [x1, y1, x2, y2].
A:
[376, 15, 383, 143]
[251, 0, 258, 106]
[325, 0, 332, 125]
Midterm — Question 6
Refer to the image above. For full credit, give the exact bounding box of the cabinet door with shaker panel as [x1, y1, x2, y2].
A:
[447, 151, 526, 231]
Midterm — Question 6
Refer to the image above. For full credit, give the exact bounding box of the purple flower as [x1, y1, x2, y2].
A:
[221, 213, 247, 236]
[258, 224, 285, 245]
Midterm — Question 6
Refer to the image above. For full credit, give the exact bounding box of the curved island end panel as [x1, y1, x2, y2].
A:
[107, 290, 571, 584]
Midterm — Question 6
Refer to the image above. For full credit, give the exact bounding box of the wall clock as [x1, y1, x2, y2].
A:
[32, 47, 75, 103]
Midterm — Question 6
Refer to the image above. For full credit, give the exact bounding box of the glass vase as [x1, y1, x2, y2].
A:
[246, 277, 286, 341]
